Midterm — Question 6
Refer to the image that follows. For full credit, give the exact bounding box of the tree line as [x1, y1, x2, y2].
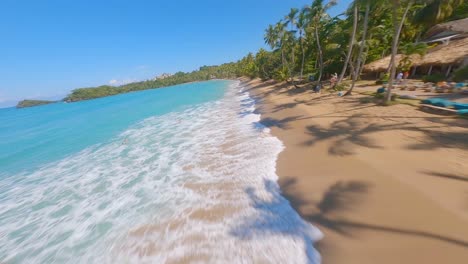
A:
[64, 0, 466, 103]
[64, 63, 240, 102]
[236, 0, 466, 101]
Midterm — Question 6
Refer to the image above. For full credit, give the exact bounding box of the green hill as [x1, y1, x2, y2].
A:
[16, 100, 56, 108]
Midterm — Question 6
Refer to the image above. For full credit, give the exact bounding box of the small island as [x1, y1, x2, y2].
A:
[16, 99, 56, 108]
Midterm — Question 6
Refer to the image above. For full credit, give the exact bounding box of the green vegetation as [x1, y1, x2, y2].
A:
[23, 0, 466, 105]
[359, 91, 420, 106]
[453, 66, 468, 82]
[376, 74, 390, 85]
[65, 63, 239, 102]
[16, 100, 55, 108]
[422, 73, 446, 83]
[235, 0, 466, 102]
[398, 42, 428, 72]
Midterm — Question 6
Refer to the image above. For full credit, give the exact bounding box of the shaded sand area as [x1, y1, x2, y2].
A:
[242, 77, 468, 263]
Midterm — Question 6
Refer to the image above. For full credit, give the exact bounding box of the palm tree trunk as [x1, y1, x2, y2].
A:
[281, 48, 286, 71]
[346, 1, 370, 95]
[315, 25, 323, 82]
[300, 36, 306, 79]
[386, 0, 413, 103]
[338, 5, 358, 85]
[282, 47, 293, 80]
[358, 32, 372, 77]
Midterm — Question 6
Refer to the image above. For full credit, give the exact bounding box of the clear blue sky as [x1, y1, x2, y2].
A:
[0, 0, 351, 107]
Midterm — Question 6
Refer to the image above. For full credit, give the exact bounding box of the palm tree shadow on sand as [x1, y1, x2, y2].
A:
[230, 179, 322, 263]
[232, 178, 468, 262]
[278, 178, 468, 254]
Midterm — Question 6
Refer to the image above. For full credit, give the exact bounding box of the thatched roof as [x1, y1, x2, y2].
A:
[363, 37, 468, 72]
[425, 18, 468, 39]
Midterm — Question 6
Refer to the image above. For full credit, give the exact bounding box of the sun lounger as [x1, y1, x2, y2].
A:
[421, 98, 454, 108]
[420, 104, 457, 115]
[453, 102, 468, 110]
[457, 109, 468, 116]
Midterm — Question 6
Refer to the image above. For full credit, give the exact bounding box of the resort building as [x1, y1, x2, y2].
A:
[363, 18, 468, 78]
[153, 73, 173, 80]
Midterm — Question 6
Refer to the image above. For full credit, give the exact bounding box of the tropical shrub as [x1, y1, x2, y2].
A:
[422, 73, 445, 83]
[333, 84, 348, 91]
[375, 73, 389, 85]
[453, 66, 468, 82]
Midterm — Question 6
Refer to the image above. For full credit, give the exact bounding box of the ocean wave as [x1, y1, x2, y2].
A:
[0, 81, 322, 263]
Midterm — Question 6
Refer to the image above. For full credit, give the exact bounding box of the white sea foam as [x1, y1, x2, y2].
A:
[0, 81, 322, 263]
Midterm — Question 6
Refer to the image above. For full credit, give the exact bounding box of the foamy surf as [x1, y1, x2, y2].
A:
[0, 81, 322, 263]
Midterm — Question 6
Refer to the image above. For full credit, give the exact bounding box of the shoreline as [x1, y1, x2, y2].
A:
[243, 77, 468, 263]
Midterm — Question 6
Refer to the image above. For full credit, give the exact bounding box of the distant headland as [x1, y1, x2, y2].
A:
[18, 63, 239, 108]
[16, 100, 57, 108]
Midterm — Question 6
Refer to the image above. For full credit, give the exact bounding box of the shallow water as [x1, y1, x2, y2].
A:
[0, 80, 322, 263]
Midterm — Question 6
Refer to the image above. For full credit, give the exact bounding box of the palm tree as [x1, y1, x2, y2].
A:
[255, 48, 270, 79]
[305, 0, 337, 82]
[275, 21, 291, 77]
[386, 0, 415, 103]
[346, 0, 372, 95]
[264, 24, 278, 50]
[284, 8, 299, 33]
[337, 3, 359, 86]
[297, 10, 308, 79]
[384, 0, 458, 101]
[398, 42, 428, 73]
[285, 8, 299, 74]
[413, 0, 464, 28]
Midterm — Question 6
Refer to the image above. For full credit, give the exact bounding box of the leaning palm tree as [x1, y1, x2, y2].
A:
[337, 3, 359, 86]
[305, 0, 337, 83]
[386, 0, 416, 103]
[345, 0, 373, 95]
[385, 0, 455, 101]
[353, 0, 372, 78]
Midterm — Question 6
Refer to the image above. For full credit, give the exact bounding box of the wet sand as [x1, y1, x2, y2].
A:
[243, 77, 468, 263]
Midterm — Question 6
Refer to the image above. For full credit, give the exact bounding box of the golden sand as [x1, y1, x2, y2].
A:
[243, 77, 468, 264]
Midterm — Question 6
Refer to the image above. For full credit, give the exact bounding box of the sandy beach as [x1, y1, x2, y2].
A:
[243, 77, 468, 263]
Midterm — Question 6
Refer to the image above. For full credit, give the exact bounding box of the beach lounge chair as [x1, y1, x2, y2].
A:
[421, 98, 454, 108]
[420, 104, 457, 115]
[457, 109, 468, 116]
[453, 102, 468, 110]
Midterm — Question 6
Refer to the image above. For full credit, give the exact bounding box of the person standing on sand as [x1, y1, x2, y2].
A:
[396, 72, 403, 84]
[330, 73, 338, 87]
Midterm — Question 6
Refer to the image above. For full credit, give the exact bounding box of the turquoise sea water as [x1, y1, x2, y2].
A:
[0, 80, 322, 263]
[0, 81, 226, 177]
